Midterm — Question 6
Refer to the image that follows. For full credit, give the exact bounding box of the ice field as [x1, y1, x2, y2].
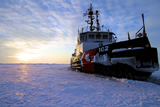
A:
[0, 64, 160, 107]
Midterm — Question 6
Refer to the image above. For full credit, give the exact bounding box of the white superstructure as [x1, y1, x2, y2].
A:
[75, 31, 116, 56]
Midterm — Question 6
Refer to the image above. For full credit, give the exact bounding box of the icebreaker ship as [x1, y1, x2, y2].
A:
[71, 4, 159, 80]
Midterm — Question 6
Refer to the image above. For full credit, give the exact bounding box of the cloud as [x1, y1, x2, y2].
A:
[0, 0, 78, 49]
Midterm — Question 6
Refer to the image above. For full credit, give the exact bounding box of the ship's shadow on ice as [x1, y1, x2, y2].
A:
[95, 74, 128, 83]
[69, 68, 128, 83]
[95, 73, 160, 85]
[69, 67, 160, 85]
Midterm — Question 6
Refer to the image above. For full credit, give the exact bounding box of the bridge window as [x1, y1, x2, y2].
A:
[109, 35, 112, 41]
[96, 33, 101, 39]
[103, 35, 108, 39]
[89, 34, 94, 39]
[80, 36, 84, 41]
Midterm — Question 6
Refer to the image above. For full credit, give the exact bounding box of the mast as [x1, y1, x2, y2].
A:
[88, 4, 94, 31]
[135, 14, 147, 38]
[84, 4, 100, 31]
[96, 10, 100, 31]
[142, 14, 146, 37]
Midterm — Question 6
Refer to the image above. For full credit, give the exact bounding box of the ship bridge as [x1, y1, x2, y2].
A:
[75, 31, 116, 56]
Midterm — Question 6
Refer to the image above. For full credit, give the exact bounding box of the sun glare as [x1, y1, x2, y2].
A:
[16, 53, 35, 61]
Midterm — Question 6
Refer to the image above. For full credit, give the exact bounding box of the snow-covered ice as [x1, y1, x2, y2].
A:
[0, 64, 160, 107]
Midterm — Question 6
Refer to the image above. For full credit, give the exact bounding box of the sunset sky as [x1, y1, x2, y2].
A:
[0, 0, 160, 64]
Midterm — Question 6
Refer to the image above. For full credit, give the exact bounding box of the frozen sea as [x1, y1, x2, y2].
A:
[0, 64, 160, 107]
